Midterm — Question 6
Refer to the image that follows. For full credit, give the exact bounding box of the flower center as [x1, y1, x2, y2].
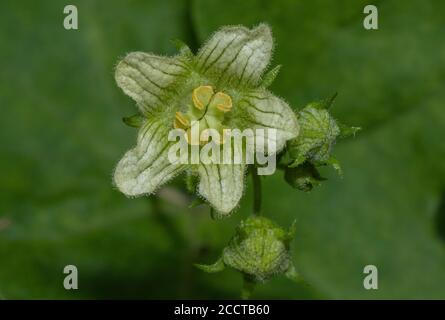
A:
[173, 85, 232, 145]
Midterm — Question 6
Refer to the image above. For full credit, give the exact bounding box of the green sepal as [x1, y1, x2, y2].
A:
[284, 162, 326, 192]
[287, 219, 297, 242]
[122, 114, 145, 128]
[171, 38, 193, 57]
[288, 155, 307, 168]
[188, 197, 206, 209]
[338, 122, 361, 139]
[285, 263, 302, 283]
[260, 65, 281, 88]
[194, 257, 225, 273]
[306, 92, 338, 110]
[325, 156, 343, 177]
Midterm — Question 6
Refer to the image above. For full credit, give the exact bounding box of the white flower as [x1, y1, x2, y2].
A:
[113, 24, 299, 216]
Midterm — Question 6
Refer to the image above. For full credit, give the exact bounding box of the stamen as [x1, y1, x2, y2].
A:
[212, 92, 232, 112]
[176, 86, 232, 145]
[192, 85, 214, 110]
[174, 111, 190, 129]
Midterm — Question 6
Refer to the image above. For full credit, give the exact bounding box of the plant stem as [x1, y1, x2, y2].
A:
[251, 167, 262, 215]
[241, 276, 256, 299]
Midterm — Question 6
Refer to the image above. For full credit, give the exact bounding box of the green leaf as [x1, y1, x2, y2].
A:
[122, 114, 145, 128]
[194, 258, 225, 273]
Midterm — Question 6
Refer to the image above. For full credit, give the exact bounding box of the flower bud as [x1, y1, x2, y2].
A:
[284, 162, 325, 192]
[288, 103, 340, 168]
[284, 94, 360, 188]
[196, 216, 298, 283]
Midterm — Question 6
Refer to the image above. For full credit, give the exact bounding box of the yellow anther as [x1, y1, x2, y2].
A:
[212, 92, 232, 112]
[174, 111, 190, 129]
[174, 86, 232, 143]
[192, 85, 214, 110]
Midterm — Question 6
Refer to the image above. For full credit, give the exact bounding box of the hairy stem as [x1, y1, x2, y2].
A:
[241, 276, 256, 299]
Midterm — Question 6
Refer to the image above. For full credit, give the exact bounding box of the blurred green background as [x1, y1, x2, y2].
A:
[1, 0, 445, 299]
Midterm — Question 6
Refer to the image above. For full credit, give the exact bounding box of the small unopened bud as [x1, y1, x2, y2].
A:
[288, 105, 340, 168]
[286, 94, 360, 180]
[196, 216, 298, 283]
[284, 162, 326, 192]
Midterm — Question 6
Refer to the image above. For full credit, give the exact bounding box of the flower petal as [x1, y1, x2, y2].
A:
[114, 119, 185, 196]
[115, 52, 188, 115]
[196, 24, 273, 87]
[239, 89, 299, 153]
[197, 163, 246, 215]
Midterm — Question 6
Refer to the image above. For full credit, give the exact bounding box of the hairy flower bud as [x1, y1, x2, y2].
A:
[288, 100, 340, 168]
[196, 216, 299, 283]
[284, 94, 360, 190]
